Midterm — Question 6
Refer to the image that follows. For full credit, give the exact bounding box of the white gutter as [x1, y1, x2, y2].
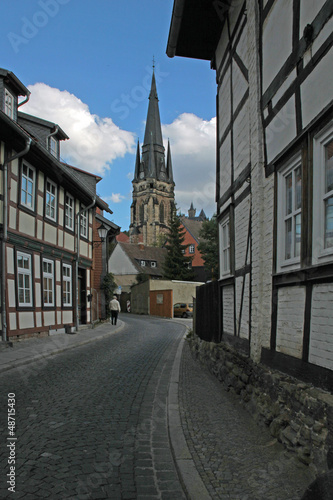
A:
[1, 139, 32, 342]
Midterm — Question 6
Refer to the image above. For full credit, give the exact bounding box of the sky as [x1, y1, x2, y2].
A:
[2, 0, 217, 231]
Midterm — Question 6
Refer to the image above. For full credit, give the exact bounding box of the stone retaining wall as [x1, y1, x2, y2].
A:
[187, 332, 333, 474]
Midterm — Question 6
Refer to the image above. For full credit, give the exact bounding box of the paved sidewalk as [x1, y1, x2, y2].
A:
[0, 320, 125, 374]
[176, 340, 317, 500]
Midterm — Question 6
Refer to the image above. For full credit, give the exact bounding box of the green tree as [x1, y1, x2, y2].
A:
[101, 272, 117, 316]
[197, 214, 219, 280]
[163, 210, 195, 281]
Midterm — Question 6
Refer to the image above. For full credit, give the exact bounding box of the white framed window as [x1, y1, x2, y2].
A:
[5, 89, 14, 118]
[277, 154, 302, 271]
[80, 208, 88, 238]
[189, 244, 195, 254]
[43, 258, 54, 307]
[151, 261, 157, 268]
[140, 260, 146, 267]
[45, 179, 57, 221]
[313, 123, 333, 263]
[65, 194, 74, 230]
[21, 163, 35, 210]
[17, 252, 33, 307]
[49, 136, 58, 158]
[219, 217, 230, 277]
[62, 263, 72, 306]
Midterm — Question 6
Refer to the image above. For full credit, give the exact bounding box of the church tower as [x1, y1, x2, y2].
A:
[130, 70, 175, 246]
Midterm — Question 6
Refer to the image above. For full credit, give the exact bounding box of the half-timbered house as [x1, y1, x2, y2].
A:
[0, 68, 112, 341]
[167, 0, 333, 390]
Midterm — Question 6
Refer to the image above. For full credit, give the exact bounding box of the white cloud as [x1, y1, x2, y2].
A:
[104, 193, 126, 204]
[162, 113, 216, 217]
[21, 83, 136, 175]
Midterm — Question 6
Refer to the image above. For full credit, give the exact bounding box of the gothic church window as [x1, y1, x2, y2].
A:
[140, 204, 144, 223]
[160, 202, 165, 223]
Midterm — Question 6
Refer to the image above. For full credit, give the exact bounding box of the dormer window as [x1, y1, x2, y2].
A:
[151, 261, 157, 268]
[5, 89, 14, 119]
[49, 136, 58, 158]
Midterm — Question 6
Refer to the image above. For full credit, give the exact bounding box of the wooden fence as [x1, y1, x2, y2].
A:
[195, 281, 220, 342]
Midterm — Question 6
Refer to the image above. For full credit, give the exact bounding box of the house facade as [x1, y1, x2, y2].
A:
[108, 241, 167, 293]
[180, 203, 209, 282]
[0, 68, 112, 341]
[167, 0, 333, 389]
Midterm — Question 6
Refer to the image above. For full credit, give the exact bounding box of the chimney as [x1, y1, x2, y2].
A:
[138, 243, 144, 251]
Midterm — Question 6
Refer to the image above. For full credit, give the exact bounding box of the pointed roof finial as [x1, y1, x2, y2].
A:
[152, 55, 155, 71]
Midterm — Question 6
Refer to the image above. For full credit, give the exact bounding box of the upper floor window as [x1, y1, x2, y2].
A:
[43, 258, 54, 307]
[151, 261, 157, 268]
[80, 208, 88, 238]
[140, 260, 146, 267]
[45, 179, 57, 222]
[5, 89, 14, 119]
[219, 217, 230, 277]
[189, 244, 195, 254]
[313, 123, 333, 263]
[17, 252, 33, 307]
[277, 155, 302, 271]
[21, 163, 35, 210]
[49, 136, 58, 158]
[65, 194, 74, 231]
[62, 263, 72, 306]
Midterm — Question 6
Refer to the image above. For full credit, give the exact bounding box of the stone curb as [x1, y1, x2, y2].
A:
[167, 333, 212, 500]
[0, 321, 125, 374]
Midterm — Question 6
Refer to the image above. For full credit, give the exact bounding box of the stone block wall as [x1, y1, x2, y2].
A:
[187, 332, 333, 474]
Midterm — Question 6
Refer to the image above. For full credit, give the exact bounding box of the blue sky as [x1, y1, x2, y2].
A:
[2, 0, 217, 231]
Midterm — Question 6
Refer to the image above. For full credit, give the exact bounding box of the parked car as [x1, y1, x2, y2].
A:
[173, 303, 193, 318]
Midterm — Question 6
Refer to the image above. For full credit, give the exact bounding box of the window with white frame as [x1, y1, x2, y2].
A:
[189, 244, 195, 254]
[277, 155, 302, 271]
[49, 136, 58, 158]
[219, 217, 230, 277]
[80, 208, 88, 238]
[43, 259, 54, 307]
[151, 261, 157, 268]
[45, 179, 57, 221]
[140, 260, 146, 267]
[5, 89, 14, 118]
[17, 252, 33, 307]
[21, 163, 35, 210]
[62, 263, 72, 306]
[65, 194, 74, 230]
[313, 123, 333, 263]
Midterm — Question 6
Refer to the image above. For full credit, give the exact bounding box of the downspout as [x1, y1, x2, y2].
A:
[46, 126, 58, 141]
[75, 197, 96, 331]
[1, 138, 32, 342]
[17, 91, 31, 108]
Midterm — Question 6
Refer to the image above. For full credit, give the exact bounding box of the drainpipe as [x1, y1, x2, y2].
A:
[1, 139, 32, 342]
[17, 91, 31, 108]
[75, 197, 96, 332]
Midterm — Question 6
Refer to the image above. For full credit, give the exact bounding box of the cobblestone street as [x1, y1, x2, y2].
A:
[0, 316, 186, 499]
[0, 315, 317, 499]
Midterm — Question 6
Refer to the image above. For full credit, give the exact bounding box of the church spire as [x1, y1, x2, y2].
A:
[143, 71, 164, 149]
[166, 139, 174, 183]
[134, 139, 140, 180]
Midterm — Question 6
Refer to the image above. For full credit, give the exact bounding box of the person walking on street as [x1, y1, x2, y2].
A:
[110, 295, 121, 325]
